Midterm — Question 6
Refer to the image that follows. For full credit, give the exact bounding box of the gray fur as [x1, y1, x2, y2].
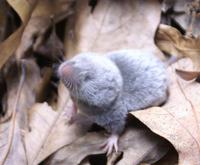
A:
[58, 49, 168, 135]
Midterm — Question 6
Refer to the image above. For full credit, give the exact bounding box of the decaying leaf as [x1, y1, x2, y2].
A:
[4, 59, 41, 128]
[0, 1, 8, 41]
[156, 24, 200, 70]
[131, 58, 200, 165]
[47, 124, 170, 165]
[25, 101, 88, 164]
[112, 127, 170, 165]
[34, 26, 64, 64]
[0, 59, 41, 164]
[24, 102, 57, 164]
[65, 0, 165, 59]
[15, 0, 74, 59]
[0, 0, 37, 69]
[161, 0, 200, 37]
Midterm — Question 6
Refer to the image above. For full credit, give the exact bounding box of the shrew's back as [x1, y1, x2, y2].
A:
[107, 49, 168, 111]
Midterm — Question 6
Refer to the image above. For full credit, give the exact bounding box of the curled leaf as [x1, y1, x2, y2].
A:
[155, 24, 200, 69]
[175, 69, 200, 81]
[131, 58, 200, 164]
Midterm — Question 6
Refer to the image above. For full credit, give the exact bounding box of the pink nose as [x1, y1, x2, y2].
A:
[58, 63, 73, 78]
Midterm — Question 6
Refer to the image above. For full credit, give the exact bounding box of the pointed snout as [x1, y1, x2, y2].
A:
[57, 62, 73, 79]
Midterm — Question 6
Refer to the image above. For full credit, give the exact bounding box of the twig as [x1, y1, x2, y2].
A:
[0, 61, 26, 164]
[185, 0, 200, 37]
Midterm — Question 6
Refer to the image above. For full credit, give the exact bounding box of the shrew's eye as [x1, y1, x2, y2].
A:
[84, 74, 92, 81]
[79, 71, 92, 81]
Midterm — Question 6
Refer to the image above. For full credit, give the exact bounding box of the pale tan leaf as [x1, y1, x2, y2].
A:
[0, 27, 23, 69]
[24, 102, 87, 164]
[65, 0, 165, 60]
[1, 60, 41, 126]
[114, 127, 169, 165]
[46, 132, 106, 165]
[7, 0, 37, 23]
[155, 24, 200, 69]
[25, 103, 57, 164]
[131, 58, 200, 165]
[0, 123, 27, 165]
[0, 59, 41, 164]
[0, 0, 37, 69]
[47, 124, 169, 165]
[15, 0, 74, 59]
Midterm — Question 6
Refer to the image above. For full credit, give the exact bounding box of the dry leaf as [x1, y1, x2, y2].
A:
[65, 0, 165, 59]
[161, 0, 200, 37]
[24, 101, 87, 164]
[163, 0, 200, 37]
[34, 28, 64, 63]
[175, 69, 200, 81]
[0, 59, 41, 164]
[161, 0, 175, 12]
[0, 1, 8, 41]
[47, 125, 169, 165]
[0, 0, 37, 69]
[7, 0, 37, 23]
[25, 103, 57, 164]
[15, 0, 74, 59]
[0, 59, 41, 124]
[0, 99, 85, 164]
[155, 24, 200, 69]
[22, 74, 86, 163]
[112, 127, 169, 165]
[131, 58, 200, 164]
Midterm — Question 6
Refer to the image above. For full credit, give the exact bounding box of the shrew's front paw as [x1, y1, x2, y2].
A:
[100, 134, 119, 156]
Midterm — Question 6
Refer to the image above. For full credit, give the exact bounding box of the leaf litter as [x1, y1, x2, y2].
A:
[0, 0, 200, 164]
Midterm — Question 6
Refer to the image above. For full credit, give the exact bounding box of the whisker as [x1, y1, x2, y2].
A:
[64, 79, 67, 86]
[69, 82, 72, 89]
[74, 85, 79, 106]
[64, 79, 70, 89]
[67, 82, 70, 87]
[62, 77, 79, 99]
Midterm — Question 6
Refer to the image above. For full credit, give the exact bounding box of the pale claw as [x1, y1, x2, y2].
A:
[101, 134, 119, 156]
